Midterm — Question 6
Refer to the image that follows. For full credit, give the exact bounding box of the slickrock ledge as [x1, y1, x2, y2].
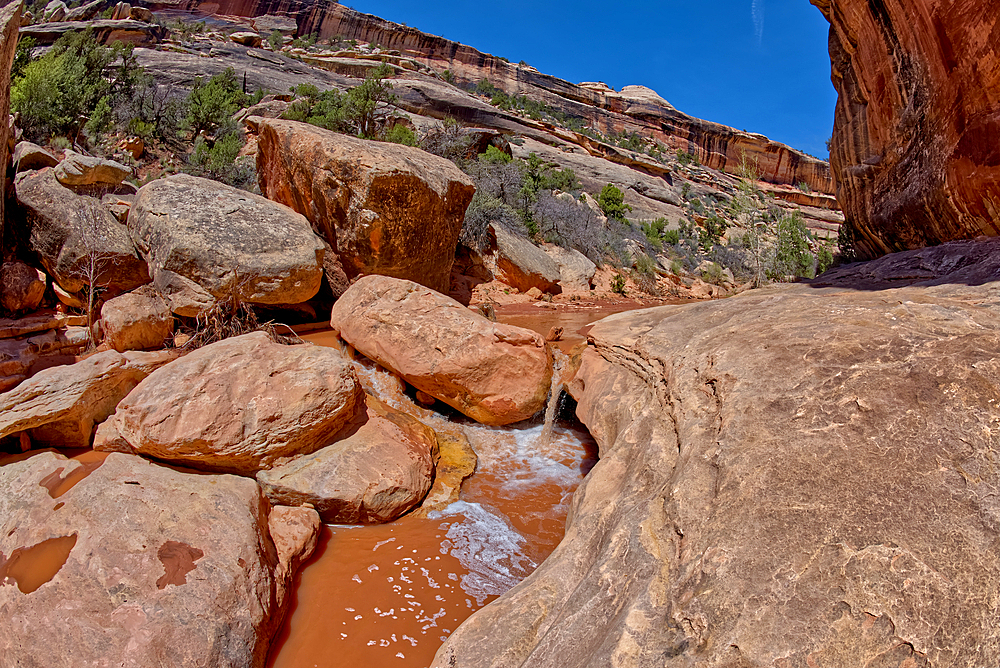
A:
[432, 240, 1000, 667]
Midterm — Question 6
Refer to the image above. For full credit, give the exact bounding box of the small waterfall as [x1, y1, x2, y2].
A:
[538, 350, 568, 448]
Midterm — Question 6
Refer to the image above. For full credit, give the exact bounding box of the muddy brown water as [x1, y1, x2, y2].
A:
[268, 307, 639, 667]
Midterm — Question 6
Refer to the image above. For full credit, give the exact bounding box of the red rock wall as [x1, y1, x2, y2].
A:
[150, 0, 834, 195]
[813, 0, 1000, 258]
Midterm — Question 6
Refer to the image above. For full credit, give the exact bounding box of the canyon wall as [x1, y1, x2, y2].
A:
[813, 0, 1000, 258]
[147, 0, 834, 194]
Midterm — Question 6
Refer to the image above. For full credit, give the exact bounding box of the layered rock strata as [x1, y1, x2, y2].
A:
[432, 239, 1000, 667]
[814, 0, 1000, 258]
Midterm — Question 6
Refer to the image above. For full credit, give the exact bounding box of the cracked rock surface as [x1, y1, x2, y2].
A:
[432, 239, 1000, 667]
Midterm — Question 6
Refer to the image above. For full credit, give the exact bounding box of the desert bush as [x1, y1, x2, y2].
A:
[384, 123, 416, 146]
[186, 67, 248, 138]
[282, 63, 396, 139]
[597, 183, 631, 222]
[268, 30, 284, 51]
[611, 272, 627, 296]
[419, 117, 475, 164]
[12, 30, 142, 142]
[771, 211, 815, 279]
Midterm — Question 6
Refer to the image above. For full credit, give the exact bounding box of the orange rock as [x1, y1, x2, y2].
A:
[330, 275, 553, 426]
[815, 0, 1000, 257]
[99, 332, 362, 475]
[253, 117, 476, 293]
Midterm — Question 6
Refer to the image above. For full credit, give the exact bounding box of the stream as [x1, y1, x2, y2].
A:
[266, 307, 635, 668]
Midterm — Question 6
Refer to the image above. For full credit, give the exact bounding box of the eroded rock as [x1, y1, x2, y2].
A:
[0, 261, 46, 314]
[0, 450, 315, 668]
[488, 225, 561, 294]
[15, 169, 150, 295]
[254, 117, 475, 293]
[257, 394, 437, 524]
[330, 275, 552, 426]
[816, 0, 1000, 258]
[431, 246, 1000, 666]
[0, 349, 175, 448]
[98, 332, 362, 475]
[54, 151, 130, 187]
[12, 141, 58, 173]
[128, 173, 324, 316]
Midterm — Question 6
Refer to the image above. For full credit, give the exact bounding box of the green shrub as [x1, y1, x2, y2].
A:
[663, 228, 680, 245]
[772, 211, 815, 279]
[384, 123, 416, 146]
[611, 272, 627, 296]
[701, 262, 725, 285]
[797, 181, 810, 193]
[597, 183, 632, 222]
[186, 67, 247, 137]
[268, 30, 284, 51]
[481, 144, 511, 164]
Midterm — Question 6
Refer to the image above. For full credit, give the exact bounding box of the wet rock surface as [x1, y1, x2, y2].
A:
[128, 173, 324, 316]
[98, 332, 362, 475]
[0, 450, 316, 668]
[816, 0, 1000, 258]
[432, 240, 1000, 667]
[254, 117, 476, 293]
[331, 275, 553, 426]
[257, 394, 437, 524]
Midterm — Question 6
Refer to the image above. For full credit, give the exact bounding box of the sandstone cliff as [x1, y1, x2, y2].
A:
[813, 0, 1000, 258]
[146, 0, 833, 195]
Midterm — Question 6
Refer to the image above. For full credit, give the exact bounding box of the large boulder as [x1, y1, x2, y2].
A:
[15, 169, 150, 295]
[42, 0, 67, 21]
[542, 242, 596, 292]
[0, 320, 90, 393]
[815, 0, 1000, 258]
[97, 332, 362, 475]
[128, 174, 325, 316]
[488, 224, 562, 294]
[0, 349, 174, 449]
[257, 394, 437, 524]
[100, 285, 173, 353]
[0, 261, 46, 314]
[431, 241, 1000, 667]
[330, 275, 552, 426]
[253, 117, 476, 293]
[0, 450, 319, 668]
[54, 150, 130, 187]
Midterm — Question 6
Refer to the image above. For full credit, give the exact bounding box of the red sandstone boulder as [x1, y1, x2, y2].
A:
[814, 0, 1000, 257]
[100, 285, 173, 352]
[0, 450, 318, 668]
[330, 275, 553, 426]
[488, 224, 562, 294]
[0, 261, 46, 314]
[0, 349, 175, 448]
[253, 117, 476, 293]
[98, 332, 362, 475]
[257, 394, 438, 524]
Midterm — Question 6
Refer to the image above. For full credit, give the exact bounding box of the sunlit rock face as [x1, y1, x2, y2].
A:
[813, 0, 1000, 259]
[148, 0, 833, 194]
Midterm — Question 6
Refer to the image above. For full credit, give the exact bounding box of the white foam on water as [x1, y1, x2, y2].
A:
[429, 501, 536, 605]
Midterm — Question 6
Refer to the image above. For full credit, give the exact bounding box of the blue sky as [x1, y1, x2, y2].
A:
[346, 0, 836, 159]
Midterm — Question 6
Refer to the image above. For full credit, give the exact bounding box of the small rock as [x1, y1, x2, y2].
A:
[268, 505, 321, 606]
[230, 31, 263, 48]
[52, 283, 84, 308]
[12, 141, 58, 173]
[526, 287, 543, 300]
[545, 326, 563, 342]
[100, 285, 173, 353]
[110, 2, 130, 20]
[54, 151, 131, 188]
[0, 261, 46, 313]
[118, 135, 143, 159]
[415, 390, 436, 406]
[64, 0, 103, 21]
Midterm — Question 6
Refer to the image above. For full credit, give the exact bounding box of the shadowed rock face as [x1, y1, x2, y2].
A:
[813, 0, 1000, 259]
[430, 240, 1000, 667]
